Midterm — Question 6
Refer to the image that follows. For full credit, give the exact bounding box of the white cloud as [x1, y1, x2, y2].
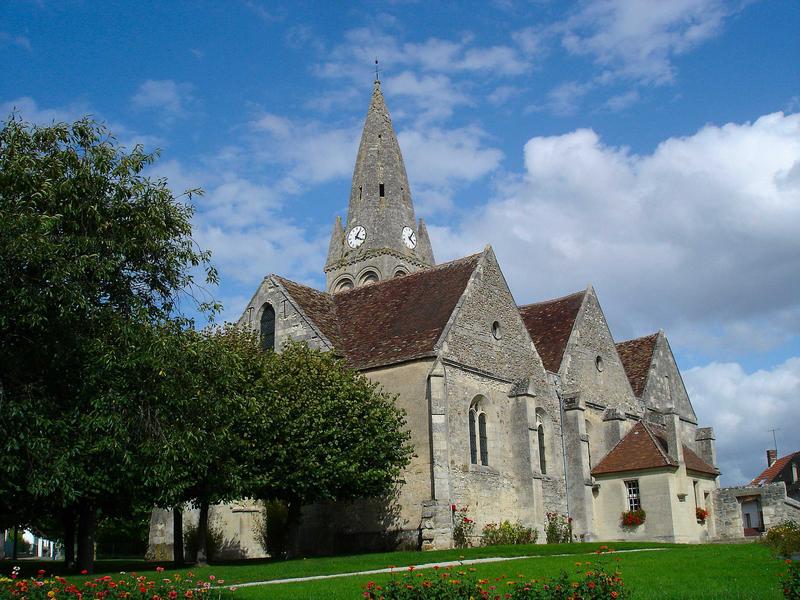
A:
[685, 357, 800, 486]
[131, 79, 195, 120]
[561, 0, 744, 85]
[384, 71, 471, 124]
[433, 111, 800, 352]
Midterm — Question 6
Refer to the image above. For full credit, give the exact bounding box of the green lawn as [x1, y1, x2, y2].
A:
[4, 542, 786, 599]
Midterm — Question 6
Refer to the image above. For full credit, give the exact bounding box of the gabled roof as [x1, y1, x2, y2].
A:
[591, 420, 718, 477]
[616, 333, 659, 397]
[683, 445, 719, 476]
[277, 253, 481, 370]
[750, 451, 800, 486]
[591, 421, 677, 476]
[518, 290, 586, 373]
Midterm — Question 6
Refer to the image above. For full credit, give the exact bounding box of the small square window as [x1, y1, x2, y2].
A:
[625, 480, 641, 511]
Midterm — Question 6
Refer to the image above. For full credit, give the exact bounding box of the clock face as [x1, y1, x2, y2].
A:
[401, 226, 417, 249]
[347, 225, 366, 249]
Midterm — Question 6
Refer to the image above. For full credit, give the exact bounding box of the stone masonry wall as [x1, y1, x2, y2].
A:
[713, 482, 800, 540]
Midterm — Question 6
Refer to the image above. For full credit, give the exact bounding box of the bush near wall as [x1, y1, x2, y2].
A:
[765, 521, 800, 559]
[481, 521, 538, 546]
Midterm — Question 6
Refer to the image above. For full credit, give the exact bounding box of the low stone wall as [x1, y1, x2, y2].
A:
[713, 481, 800, 540]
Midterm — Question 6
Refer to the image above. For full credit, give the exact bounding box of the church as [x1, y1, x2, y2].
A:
[149, 79, 723, 558]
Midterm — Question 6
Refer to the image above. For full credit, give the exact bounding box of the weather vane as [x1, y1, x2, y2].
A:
[374, 58, 381, 83]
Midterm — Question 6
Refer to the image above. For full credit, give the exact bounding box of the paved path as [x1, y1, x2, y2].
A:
[226, 547, 668, 589]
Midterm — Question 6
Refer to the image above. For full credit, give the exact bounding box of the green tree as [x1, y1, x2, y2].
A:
[250, 342, 413, 553]
[0, 116, 217, 573]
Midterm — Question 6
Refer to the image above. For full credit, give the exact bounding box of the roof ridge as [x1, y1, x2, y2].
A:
[617, 332, 660, 347]
[518, 289, 587, 309]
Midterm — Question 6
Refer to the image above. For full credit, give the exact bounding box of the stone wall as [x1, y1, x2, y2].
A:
[712, 482, 800, 540]
[239, 276, 332, 351]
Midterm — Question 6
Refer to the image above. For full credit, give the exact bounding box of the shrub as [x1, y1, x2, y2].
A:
[765, 521, 800, 558]
[363, 553, 628, 599]
[0, 566, 229, 600]
[184, 518, 225, 562]
[781, 560, 800, 599]
[481, 521, 538, 546]
[451, 506, 475, 549]
[545, 512, 573, 544]
[621, 509, 646, 528]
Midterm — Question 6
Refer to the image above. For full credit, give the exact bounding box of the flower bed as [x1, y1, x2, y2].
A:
[363, 552, 628, 600]
[0, 566, 229, 600]
[781, 560, 799, 599]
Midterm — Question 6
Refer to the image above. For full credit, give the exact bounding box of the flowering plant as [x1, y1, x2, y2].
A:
[0, 566, 229, 600]
[363, 550, 629, 599]
[780, 560, 799, 599]
[481, 521, 538, 546]
[621, 509, 646, 528]
[696, 507, 710, 524]
[545, 512, 573, 544]
[452, 505, 475, 549]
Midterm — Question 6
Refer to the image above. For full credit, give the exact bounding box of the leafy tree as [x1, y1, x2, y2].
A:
[0, 116, 217, 572]
[249, 342, 413, 552]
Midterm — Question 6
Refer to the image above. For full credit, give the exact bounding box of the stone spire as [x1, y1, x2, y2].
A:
[325, 79, 435, 292]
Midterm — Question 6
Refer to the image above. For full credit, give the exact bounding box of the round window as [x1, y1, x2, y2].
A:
[595, 356, 604, 372]
[491, 321, 502, 340]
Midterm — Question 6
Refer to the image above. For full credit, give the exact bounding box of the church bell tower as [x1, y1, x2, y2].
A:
[324, 79, 435, 292]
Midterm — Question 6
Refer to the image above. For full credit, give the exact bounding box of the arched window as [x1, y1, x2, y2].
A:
[479, 413, 488, 465]
[359, 270, 380, 286]
[260, 303, 275, 351]
[469, 397, 489, 466]
[537, 424, 547, 474]
[335, 277, 354, 293]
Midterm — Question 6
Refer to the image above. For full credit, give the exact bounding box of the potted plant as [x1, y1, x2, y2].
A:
[696, 507, 710, 524]
[621, 509, 646, 528]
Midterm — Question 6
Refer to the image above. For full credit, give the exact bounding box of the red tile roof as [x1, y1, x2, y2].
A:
[592, 421, 718, 476]
[591, 421, 677, 476]
[683, 445, 719, 476]
[518, 291, 586, 373]
[616, 333, 659, 397]
[277, 253, 481, 370]
[750, 451, 800, 486]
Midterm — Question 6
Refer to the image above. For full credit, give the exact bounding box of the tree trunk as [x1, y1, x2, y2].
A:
[172, 507, 184, 566]
[76, 500, 96, 574]
[12, 525, 18, 560]
[63, 507, 76, 568]
[196, 500, 209, 565]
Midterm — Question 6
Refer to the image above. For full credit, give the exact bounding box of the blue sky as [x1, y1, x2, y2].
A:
[3, 0, 799, 485]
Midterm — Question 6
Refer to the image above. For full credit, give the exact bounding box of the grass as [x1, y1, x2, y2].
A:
[3, 542, 787, 599]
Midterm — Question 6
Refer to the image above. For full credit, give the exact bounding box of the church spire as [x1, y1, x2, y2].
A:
[325, 77, 435, 292]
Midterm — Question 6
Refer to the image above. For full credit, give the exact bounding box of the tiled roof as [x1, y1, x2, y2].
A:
[518, 291, 586, 373]
[750, 451, 800, 486]
[592, 421, 718, 477]
[616, 333, 659, 397]
[276, 277, 342, 347]
[278, 253, 480, 370]
[591, 421, 678, 476]
[683, 445, 719, 476]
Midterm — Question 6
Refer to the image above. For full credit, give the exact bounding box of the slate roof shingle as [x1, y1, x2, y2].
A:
[277, 253, 481, 370]
[749, 451, 800, 486]
[518, 291, 586, 373]
[616, 333, 659, 397]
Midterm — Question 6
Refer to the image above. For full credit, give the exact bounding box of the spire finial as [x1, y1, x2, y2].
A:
[374, 58, 381, 84]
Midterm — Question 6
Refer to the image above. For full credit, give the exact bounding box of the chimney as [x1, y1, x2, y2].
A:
[767, 449, 777, 467]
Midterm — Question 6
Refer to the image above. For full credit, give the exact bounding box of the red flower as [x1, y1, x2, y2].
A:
[451, 504, 457, 512]
[81, 570, 89, 575]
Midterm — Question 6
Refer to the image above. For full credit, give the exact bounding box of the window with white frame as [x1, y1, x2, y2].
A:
[625, 480, 641, 511]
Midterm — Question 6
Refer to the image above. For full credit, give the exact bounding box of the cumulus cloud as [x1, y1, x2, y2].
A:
[432, 111, 800, 353]
[561, 0, 744, 85]
[685, 357, 800, 486]
[131, 79, 196, 121]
